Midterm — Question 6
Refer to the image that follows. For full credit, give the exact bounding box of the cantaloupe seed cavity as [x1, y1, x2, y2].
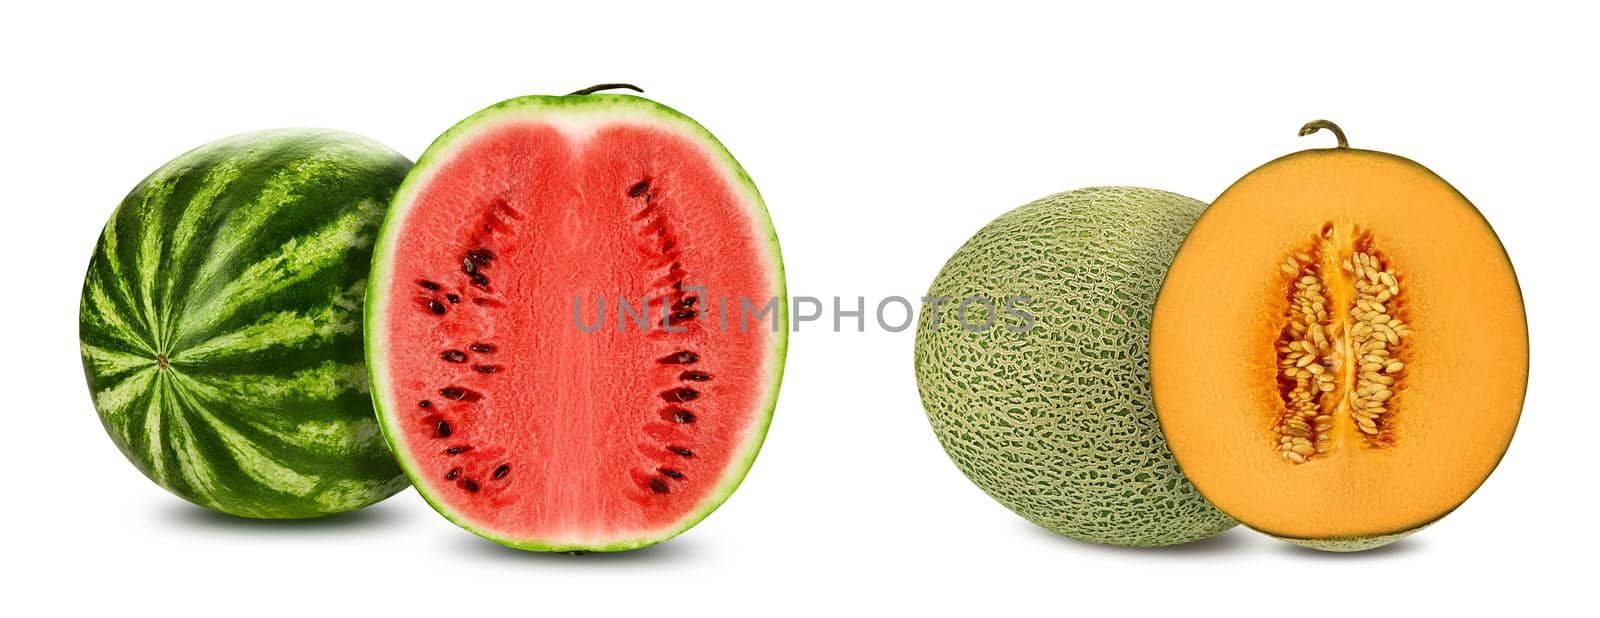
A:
[1272, 223, 1411, 463]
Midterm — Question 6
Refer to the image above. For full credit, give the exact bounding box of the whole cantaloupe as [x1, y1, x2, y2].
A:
[914, 186, 1234, 546]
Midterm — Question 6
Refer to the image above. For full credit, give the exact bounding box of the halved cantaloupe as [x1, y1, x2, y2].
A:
[1150, 121, 1527, 551]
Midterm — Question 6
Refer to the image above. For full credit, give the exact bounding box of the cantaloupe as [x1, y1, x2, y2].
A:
[1150, 121, 1526, 551]
[914, 187, 1236, 547]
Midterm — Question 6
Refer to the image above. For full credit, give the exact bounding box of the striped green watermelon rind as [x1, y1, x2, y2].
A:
[367, 94, 787, 552]
[79, 129, 413, 519]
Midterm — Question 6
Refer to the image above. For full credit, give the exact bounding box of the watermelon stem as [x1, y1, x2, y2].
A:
[569, 83, 644, 96]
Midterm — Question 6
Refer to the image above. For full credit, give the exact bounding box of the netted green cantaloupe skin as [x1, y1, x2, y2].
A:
[914, 186, 1235, 546]
[1274, 521, 1431, 552]
[1279, 531, 1415, 552]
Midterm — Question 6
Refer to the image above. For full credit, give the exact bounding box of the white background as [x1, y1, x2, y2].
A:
[3, 1, 1594, 615]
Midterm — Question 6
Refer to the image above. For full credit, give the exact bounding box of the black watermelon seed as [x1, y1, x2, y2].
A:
[445, 467, 462, 481]
[469, 248, 495, 264]
[440, 387, 466, 400]
[659, 468, 682, 479]
[628, 179, 651, 197]
[648, 478, 670, 494]
[662, 388, 700, 403]
[428, 300, 446, 315]
[671, 310, 697, 322]
[493, 464, 510, 479]
[673, 296, 698, 310]
[418, 280, 441, 291]
[445, 293, 460, 304]
[658, 351, 699, 364]
[680, 371, 712, 382]
[436, 420, 452, 437]
[671, 410, 697, 424]
[441, 350, 467, 363]
[669, 446, 694, 457]
[469, 272, 489, 288]
[469, 343, 495, 353]
[418, 400, 432, 409]
[446, 446, 470, 455]
[473, 365, 499, 374]
[461, 257, 477, 275]
[461, 479, 480, 492]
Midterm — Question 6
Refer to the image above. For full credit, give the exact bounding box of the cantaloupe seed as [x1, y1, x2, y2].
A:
[1273, 225, 1411, 463]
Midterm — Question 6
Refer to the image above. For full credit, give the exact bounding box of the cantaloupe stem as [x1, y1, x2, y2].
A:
[1298, 120, 1349, 149]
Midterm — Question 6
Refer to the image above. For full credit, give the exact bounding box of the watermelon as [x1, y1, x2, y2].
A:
[79, 129, 412, 518]
[367, 88, 786, 551]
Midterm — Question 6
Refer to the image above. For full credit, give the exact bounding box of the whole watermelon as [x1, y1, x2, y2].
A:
[79, 129, 412, 518]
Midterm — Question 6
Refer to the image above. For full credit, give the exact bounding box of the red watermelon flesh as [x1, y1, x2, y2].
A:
[367, 94, 785, 551]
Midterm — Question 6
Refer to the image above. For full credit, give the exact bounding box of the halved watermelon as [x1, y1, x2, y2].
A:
[366, 89, 786, 551]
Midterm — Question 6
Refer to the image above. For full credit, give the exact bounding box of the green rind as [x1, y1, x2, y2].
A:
[79, 129, 412, 518]
[914, 187, 1235, 547]
[1274, 528, 1420, 552]
[1261, 506, 1435, 552]
[366, 93, 786, 552]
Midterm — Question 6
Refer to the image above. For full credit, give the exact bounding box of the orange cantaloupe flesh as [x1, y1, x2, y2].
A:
[1150, 131, 1526, 549]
